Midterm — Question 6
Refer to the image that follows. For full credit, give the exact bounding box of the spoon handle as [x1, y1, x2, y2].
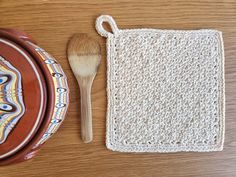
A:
[79, 78, 93, 143]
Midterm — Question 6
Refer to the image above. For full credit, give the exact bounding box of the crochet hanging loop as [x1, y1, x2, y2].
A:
[96, 15, 119, 38]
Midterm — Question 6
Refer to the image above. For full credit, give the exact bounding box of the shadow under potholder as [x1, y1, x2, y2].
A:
[96, 15, 225, 152]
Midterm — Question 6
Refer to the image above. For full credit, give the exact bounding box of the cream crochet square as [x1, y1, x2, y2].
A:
[96, 15, 225, 152]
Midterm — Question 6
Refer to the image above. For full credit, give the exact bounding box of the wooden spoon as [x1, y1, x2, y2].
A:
[67, 34, 101, 143]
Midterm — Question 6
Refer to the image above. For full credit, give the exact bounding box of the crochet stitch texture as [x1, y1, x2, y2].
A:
[96, 15, 225, 152]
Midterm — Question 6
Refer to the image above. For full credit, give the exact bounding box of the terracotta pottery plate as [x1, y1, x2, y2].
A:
[0, 38, 47, 159]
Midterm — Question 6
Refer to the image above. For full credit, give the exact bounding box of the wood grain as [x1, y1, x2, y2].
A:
[0, 0, 236, 176]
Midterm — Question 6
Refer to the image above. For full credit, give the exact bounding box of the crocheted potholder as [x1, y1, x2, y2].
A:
[96, 15, 225, 152]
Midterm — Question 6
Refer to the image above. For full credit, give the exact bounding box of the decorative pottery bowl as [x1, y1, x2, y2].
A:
[0, 29, 69, 165]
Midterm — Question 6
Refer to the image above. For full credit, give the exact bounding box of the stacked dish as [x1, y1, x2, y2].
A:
[0, 29, 69, 165]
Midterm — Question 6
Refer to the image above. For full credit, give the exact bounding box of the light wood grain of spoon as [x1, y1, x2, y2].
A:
[67, 34, 101, 143]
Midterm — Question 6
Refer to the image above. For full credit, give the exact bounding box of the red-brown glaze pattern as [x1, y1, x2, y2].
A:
[0, 29, 69, 165]
[0, 39, 47, 159]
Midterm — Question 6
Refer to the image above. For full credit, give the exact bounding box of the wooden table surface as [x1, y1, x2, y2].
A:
[0, 0, 236, 177]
